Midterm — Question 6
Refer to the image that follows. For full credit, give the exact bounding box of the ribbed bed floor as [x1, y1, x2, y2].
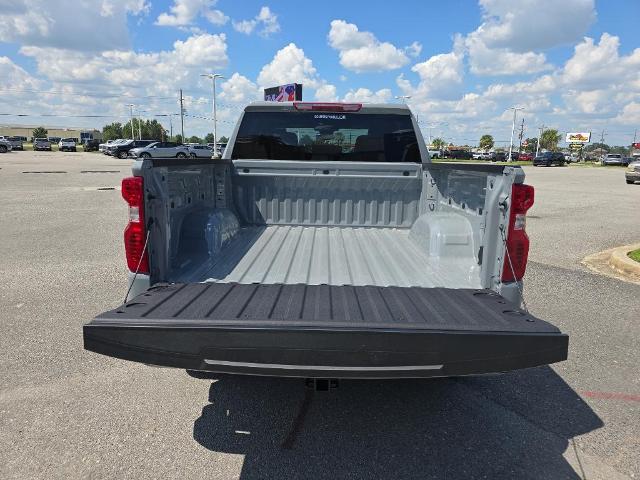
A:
[175, 225, 480, 288]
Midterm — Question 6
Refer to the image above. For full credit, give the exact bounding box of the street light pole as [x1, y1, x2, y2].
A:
[201, 73, 225, 158]
[126, 104, 135, 140]
[535, 124, 544, 158]
[508, 107, 524, 161]
[137, 108, 143, 140]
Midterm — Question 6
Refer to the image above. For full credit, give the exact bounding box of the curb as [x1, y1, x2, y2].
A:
[609, 243, 640, 278]
[582, 243, 640, 285]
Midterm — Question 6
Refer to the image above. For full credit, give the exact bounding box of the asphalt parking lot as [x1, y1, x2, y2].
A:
[0, 151, 638, 479]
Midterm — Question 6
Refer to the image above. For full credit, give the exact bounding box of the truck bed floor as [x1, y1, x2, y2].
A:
[174, 225, 480, 288]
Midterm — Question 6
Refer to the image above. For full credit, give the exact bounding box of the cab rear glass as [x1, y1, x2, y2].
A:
[231, 111, 420, 162]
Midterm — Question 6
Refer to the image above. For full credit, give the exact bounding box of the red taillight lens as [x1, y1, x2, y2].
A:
[293, 102, 362, 112]
[502, 183, 534, 282]
[121, 176, 149, 273]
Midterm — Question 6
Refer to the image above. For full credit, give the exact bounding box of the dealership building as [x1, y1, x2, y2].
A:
[0, 124, 102, 142]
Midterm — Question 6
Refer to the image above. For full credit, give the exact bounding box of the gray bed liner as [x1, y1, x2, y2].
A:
[173, 225, 480, 288]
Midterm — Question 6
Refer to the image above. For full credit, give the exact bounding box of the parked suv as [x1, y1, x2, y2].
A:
[625, 161, 640, 184]
[0, 137, 13, 153]
[111, 140, 157, 159]
[601, 153, 629, 166]
[533, 151, 566, 166]
[33, 138, 52, 151]
[188, 144, 213, 158]
[128, 141, 189, 158]
[6, 136, 24, 150]
[58, 138, 77, 152]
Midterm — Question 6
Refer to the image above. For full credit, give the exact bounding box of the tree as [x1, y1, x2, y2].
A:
[174, 134, 183, 144]
[523, 137, 538, 154]
[479, 134, 494, 150]
[584, 142, 610, 153]
[219, 135, 229, 143]
[188, 135, 202, 144]
[299, 134, 314, 146]
[540, 129, 562, 151]
[102, 122, 123, 141]
[120, 119, 166, 141]
[432, 138, 446, 150]
[204, 133, 215, 143]
[32, 126, 48, 140]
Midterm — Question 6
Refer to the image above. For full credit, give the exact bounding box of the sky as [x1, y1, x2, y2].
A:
[0, 0, 639, 146]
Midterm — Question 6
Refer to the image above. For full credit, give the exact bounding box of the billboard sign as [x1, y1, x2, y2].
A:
[264, 83, 303, 102]
[632, 142, 640, 149]
[565, 132, 591, 143]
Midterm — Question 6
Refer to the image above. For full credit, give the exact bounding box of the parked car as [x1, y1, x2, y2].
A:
[0, 137, 13, 153]
[99, 139, 117, 153]
[111, 139, 157, 159]
[48, 136, 61, 144]
[625, 161, 640, 184]
[519, 152, 533, 161]
[33, 138, 52, 151]
[601, 154, 629, 166]
[83, 139, 101, 152]
[491, 152, 506, 162]
[533, 151, 566, 166]
[472, 151, 491, 160]
[188, 144, 214, 158]
[428, 149, 441, 159]
[446, 149, 473, 159]
[84, 101, 568, 381]
[508, 152, 520, 161]
[5, 136, 24, 150]
[58, 138, 77, 152]
[106, 139, 131, 156]
[128, 141, 189, 158]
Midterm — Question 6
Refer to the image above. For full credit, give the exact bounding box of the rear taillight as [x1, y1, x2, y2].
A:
[502, 183, 534, 282]
[293, 102, 362, 112]
[122, 176, 149, 274]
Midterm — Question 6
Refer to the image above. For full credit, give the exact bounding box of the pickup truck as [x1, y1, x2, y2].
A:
[84, 102, 568, 379]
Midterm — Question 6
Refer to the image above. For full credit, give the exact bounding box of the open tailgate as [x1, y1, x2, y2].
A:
[84, 283, 568, 378]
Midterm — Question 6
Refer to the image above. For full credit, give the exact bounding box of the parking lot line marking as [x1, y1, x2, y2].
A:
[581, 391, 640, 402]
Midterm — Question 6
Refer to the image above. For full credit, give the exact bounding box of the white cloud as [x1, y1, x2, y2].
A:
[19, 33, 228, 91]
[0, 56, 41, 90]
[343, 88, 393, 103]
[328, 20, 410, 72]
[257, 43, 321, 89]
[219, 73, 261, 103]
[232, 6, 280, 37]
[0, 0, 149, 51]
[465, 33, 551, 75]
[155, 0, 228, 27]
[562, 33, 640, 87]
[475, 0, 596, 52]
[405, 41, 423, 58]
[398, 48, 465, 101]
[460, 0, 595, 77]
[314, 84, 338, 102]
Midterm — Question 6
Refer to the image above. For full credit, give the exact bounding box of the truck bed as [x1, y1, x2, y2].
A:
[173, 225, 479, 288]
[84, 283, 568, 378]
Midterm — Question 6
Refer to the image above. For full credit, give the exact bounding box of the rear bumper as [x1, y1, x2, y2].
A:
[625, 172, 640, 182]
[84, 322, 568, 378]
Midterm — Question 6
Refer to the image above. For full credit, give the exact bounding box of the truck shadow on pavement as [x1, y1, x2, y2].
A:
[192, 367, 602, 479]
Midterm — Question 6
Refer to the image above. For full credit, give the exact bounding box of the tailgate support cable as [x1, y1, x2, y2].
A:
[500, 225, 529, 313]
[124, 228, 151, 303]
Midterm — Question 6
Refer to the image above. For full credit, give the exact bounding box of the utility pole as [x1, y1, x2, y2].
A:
[518, 118, 525, 153]
[200, 73, 225, 158]
[126, 104, 135, 140]
[535, 124, 545, 158]
[599, 129, 606, 145]
[179, 89, 185, 142]
[508, 107, 524, 161]
[137, 108, 143, 140]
